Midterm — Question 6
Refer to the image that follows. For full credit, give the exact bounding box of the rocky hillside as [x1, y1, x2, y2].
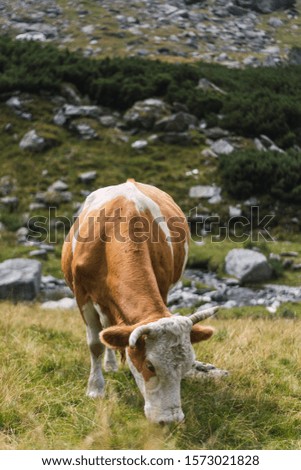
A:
[0, 0, 301, 67]
[1, 1, 301, 302]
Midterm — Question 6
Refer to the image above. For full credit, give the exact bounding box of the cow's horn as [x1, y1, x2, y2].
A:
[188, 306, 218, 325]
[129, 325, 152, 348]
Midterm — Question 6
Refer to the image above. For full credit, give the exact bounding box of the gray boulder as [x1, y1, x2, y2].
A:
[19, 130, 45, 151]
[0, 258, 42, 301]
[189, 185, 221, 200]
[211, 139, 234, 155]
[225, 249, 272, 283]
[123, 99, 170, 130]
[154, 112, 198, 132]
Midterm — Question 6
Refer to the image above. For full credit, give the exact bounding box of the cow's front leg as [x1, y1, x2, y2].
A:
[104, 348, 119, 372]
[185, 360, 229, 380]
[83, 303, 105, 397]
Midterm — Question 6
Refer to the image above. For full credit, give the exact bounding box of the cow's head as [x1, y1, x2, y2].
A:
[100, 308, 215, 424]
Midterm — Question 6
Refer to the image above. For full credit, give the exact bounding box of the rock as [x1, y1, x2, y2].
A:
[99, 115, 118, 127]
[268, 17, 284, 27]
[78, 171, 97, 184]
[0, 258, 42, 301]
[204, 127, 230, 140]
[71, 123, 98, 140]
[0, 222, 6, 232]
[6, 96, 22, 109]
[189, 185, 221, 199]
[16, 227, 29, 243]
[131, 139, 148, 150]
[41, 297, 76, 309]
[229, 205, 242, 217]
[123, 99, 170, 130]
[29, 202, 47, 211]
[19, 130, 45, 151]
[48, 180, 69, 192]
[29, 249, 48, 260]
[225, 248, 272, 283]
[0, 196, 19, 211]
[211, 139, 234, 155]
[280, 251, 298, 257]
[16, 32, 46, 41]
[0, 176, 16, 196]
[154, 112, 198, 132]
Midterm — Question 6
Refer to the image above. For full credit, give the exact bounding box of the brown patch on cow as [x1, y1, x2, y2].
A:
[127, 339, 156, 382]
[190, 325, 214, 343]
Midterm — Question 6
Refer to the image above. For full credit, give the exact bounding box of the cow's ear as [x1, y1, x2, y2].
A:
[100, 325, 136, 349]
[190, 324, 214, 343]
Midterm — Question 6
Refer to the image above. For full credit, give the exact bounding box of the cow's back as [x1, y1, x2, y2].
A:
[61, 180, 189, 322]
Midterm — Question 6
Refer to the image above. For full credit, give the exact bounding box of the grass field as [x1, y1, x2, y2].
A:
[0, 302, 300, 450]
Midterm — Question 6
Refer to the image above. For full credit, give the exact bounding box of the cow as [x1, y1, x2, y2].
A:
[61, 179, 216, 424]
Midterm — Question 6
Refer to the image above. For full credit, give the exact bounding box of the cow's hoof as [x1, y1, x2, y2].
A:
[86, 388, 105, 398]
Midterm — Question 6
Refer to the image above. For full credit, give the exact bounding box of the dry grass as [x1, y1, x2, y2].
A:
[0, 302, 300, 450]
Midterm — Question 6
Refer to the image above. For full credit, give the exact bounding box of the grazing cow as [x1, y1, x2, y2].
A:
[62, 179, 215, 424]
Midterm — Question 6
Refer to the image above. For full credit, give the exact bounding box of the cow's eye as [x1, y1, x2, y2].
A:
[146, 361, 155, 373]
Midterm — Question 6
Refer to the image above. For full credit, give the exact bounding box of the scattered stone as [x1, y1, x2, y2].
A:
[225, 248, 272, 283]
[189, 185, 221, 199]
[48, 180, 69, 192]
[204, 127, 230, 140]
[292, 263, 301, 270]
[16, 32, 46, 41]
[19, 130, 45, 152]
[268, 17, 283, 27]
[131, 139, 148, 150]
[71, 122, 98, 140]
[280, 251, 298, 257]
[155, 112, 198, 133]
[0, 258, 42, 301]
[229, 205, 242, 217]
[124, 99, 170, 130]
[210, 139, 234, 155]
[29, 249, 48, 260]
[0, 196, 19, 211]
[78, 171, 97, 184]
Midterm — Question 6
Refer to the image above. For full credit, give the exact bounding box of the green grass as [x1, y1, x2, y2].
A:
[0, 302, 300, 450]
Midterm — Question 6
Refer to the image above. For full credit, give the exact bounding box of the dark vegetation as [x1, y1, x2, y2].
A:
[219, 150, 301, 202]
[1, 37, 301, 148]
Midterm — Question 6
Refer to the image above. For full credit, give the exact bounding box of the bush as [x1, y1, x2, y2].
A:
[1, 37, 301, 146]
[219, 149, 301, 202]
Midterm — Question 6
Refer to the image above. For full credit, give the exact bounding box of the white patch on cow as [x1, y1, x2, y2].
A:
[127, 316, 195, 423]
[72, 181, 173, 255]
[93, 303, 110, 329]
[82, 301, 105, 397]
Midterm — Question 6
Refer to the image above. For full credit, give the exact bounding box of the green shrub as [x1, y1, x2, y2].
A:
[219, 149, 301, 202]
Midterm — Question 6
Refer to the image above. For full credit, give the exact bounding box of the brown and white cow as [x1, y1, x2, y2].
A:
[62, 179, 215, 424]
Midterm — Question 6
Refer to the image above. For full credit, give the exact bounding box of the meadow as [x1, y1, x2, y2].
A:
[0, 302, 300, 450]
